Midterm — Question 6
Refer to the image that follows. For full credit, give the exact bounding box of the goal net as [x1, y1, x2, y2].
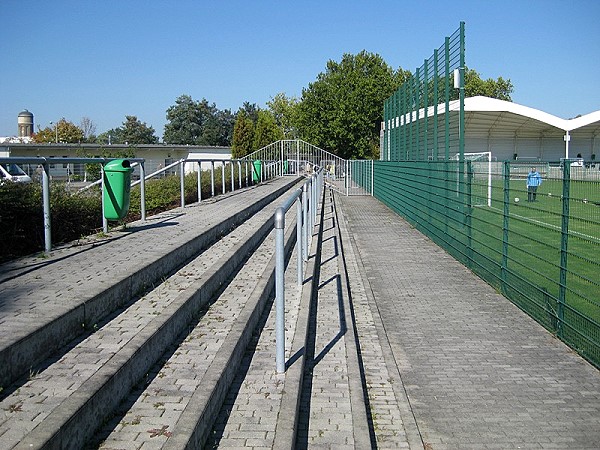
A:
[452, 152, 492, 207]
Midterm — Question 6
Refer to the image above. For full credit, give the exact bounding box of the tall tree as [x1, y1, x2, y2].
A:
[296, 50, 411, 159]
[253, 110, 284, 150]
[231, 109, 255, 158]
[163, 95, 234, 146]
[462, 68, 513, 101]
[121, 116, 159, 144]
[96, 116, 158, 144]
[33, 118, 84, 143]
[267, 93, 299, 138]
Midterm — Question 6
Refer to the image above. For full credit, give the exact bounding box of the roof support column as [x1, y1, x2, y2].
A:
[564, 130, 570, 159]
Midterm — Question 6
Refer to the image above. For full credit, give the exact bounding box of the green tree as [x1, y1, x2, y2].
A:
[96, 116, 158, 145]
[96, 128, 124, 145]
[231, 109, 255, 158]
[163, 95, 234, 146]
[457, 68, 513, 101]
[121, 116, 159, 144]
[253, 110, 284, 150]
[267, 93, 299, 138]
[296, 50, 410, 159]
[33, 118, 84, 143]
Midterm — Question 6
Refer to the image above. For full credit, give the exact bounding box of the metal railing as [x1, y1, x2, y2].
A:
[243, 140, 373, 196]
[274, 168, 324, 373]
[0, 156, 278, 255]
[0, 156, 146, 253]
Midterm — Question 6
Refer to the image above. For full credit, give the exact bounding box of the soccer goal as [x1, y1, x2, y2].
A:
[452, 152, 492, 207]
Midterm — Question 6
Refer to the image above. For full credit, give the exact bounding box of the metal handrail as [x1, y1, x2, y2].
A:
[0, 156, 278, 255]
[274, 167, 324, 373]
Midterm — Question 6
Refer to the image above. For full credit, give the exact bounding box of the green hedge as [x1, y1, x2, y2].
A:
[0, 169, 245, 263]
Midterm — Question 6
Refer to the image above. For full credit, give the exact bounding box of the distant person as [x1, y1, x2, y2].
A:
[527, 167, 542, 202]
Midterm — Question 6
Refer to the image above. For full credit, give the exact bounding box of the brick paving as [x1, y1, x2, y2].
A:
[2, 178, 599, 449]
[337, 194, 600, 449]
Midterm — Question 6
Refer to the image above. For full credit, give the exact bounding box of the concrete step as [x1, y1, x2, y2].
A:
[0, 181, 299, 449]
[89, 208, 299, 449]
[0, 177, 299, 389]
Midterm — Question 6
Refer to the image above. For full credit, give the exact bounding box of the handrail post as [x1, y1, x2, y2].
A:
[211, 161, 215, 197]
[197, 161, 202, 202]
[238, 160, 242, 189]
[296, 197, 303, 286]
[221, 162, 226, 194]
[140, 162, 146, 221]
[302, 182, 309, 262]
[274, 207, 286, 373]
[231, 161, 235, 192]
[42, 161, 51, 252]
[180, 160, 185, 208]
[101, 163, 108, 233]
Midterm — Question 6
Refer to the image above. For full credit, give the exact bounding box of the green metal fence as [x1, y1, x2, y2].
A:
[382, 22, 465, 163]
[372, 159, 600, 368]
[374, 21, 599, 367]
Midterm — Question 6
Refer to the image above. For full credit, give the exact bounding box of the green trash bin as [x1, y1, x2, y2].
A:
[103, 159, 133, 220]
[252, 160, 262, 183]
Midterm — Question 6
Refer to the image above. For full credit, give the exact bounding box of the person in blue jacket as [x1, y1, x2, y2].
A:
[527, 167, 542, 202]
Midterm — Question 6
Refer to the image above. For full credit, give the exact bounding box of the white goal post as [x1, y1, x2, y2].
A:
[452, 152, 492, 207]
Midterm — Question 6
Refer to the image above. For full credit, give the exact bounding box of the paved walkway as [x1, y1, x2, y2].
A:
[1, 179, 599, 449]
[337, 194, 600, 449]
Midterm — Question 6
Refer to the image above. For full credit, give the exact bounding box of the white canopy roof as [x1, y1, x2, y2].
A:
[391, 96, 600, 138]
[457, 96, 600, 138]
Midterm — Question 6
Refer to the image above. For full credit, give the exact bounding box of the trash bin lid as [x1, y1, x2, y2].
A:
[104, 159, 133, 172]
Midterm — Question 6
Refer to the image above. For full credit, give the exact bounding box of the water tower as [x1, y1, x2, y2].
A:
[18, 110, 34, 137]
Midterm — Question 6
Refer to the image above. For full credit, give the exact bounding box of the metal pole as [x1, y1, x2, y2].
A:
[197, 162, 202, 202]
[140, 162, 146, 221]
[302, 183, 309, 262]
[211, 161, 215, 197]
[274, 207, 286, 373]
[42, 162, 51, 252]
[238, 161, 242, 188]
[180, 160, 185, 208]
[231, 161, 235, 192]
[221, 162, 225, 194]
[101, 164, 108, 233]
[296, 197, 303, 286]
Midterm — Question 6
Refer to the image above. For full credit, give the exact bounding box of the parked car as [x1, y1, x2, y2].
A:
[0, 163, 32, 183]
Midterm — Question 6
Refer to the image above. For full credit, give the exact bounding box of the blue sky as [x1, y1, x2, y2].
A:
[1, 0, 599, 139]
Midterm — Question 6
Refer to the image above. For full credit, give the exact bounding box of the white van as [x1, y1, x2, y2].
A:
[0, 163, 32, 183]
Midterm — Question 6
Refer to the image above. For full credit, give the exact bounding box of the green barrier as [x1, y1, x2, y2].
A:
[103, 159, 133, 220]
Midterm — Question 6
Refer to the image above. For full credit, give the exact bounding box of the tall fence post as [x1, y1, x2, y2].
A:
[558, 160, 571, 338]
[274, 207, 286, 373]
[501, 161, 510, 294]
